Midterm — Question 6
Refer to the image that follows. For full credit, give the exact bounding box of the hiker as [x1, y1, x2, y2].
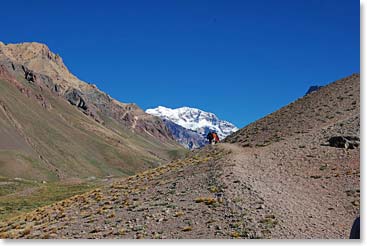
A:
[206, 131, 214, 144]
[212, 132, 220, 144]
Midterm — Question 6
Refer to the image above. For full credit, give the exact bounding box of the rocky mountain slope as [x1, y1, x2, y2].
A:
[225, 74, 359, 147]
[146, 106, 238, 149]
[0, 42, 173, 141]
[0, 42, 185, 181]
[0, 73, 359, 239]
[161, 119, 205, 149]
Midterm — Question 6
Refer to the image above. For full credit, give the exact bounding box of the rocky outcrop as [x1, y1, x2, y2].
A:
[21, 65, 39, 84]
[327, 136, 360, 149]
[65, 89, 88, 110]
[0, 63, 51, 110]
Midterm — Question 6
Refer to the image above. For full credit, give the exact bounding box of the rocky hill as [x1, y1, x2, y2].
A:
[146, 106, 238, 149]
[0, 42, 173, 141]
[225, 74, 359, 147]
[0, 42, 185, 181]
[0, 73, 359, 239]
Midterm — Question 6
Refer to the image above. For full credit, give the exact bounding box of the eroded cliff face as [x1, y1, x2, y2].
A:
[0, 42, 174, 141]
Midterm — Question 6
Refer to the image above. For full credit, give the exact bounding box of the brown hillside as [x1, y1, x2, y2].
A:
[0, 42, 173, 141]
[0, 42, 185, 181]
[225, 74, 359, 147]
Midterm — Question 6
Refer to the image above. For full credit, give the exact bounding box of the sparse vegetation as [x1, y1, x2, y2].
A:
[0, 180, 99, 220]
[195, 197, 217, 205]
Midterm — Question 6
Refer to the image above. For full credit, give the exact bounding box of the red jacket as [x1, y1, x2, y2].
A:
[213, 133, 220, 142]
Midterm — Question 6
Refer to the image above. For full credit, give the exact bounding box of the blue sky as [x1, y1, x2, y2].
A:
[1, 0, 359, 128]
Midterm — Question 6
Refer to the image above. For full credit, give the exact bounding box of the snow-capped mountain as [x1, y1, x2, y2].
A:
[146, 106, 239, 149]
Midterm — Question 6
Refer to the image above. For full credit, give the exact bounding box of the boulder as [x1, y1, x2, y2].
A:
[21, 65, 37, 83]
[327, 136, 360, 149]
[65, 89, 88, 110]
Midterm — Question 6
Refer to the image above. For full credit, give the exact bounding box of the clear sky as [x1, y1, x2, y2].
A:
[1, 0, 359, 128]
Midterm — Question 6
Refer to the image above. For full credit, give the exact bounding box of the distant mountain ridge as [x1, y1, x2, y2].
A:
[306, 85, 323, 95]
[146, 106, 239, 149]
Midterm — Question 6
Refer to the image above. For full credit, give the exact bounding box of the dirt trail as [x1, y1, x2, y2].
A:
[219, 141, 359, 239]
[0, 147, 277, 239]
[0, 141, 359, 239]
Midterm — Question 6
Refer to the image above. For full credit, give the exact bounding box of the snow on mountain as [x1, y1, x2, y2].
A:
[146, 106, 239, 148]
[162, 119, 206, 149]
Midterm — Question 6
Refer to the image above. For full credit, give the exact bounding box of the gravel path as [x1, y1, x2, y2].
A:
[220, 125, 359, 239]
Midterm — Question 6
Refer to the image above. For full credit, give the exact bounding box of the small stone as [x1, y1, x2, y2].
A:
[352, 200, 360, 206]
[182, 226, 192, 232]
[132, 225, 144, 232]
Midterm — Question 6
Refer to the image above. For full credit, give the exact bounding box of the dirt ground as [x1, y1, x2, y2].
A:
[0, 131, 359, 239]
